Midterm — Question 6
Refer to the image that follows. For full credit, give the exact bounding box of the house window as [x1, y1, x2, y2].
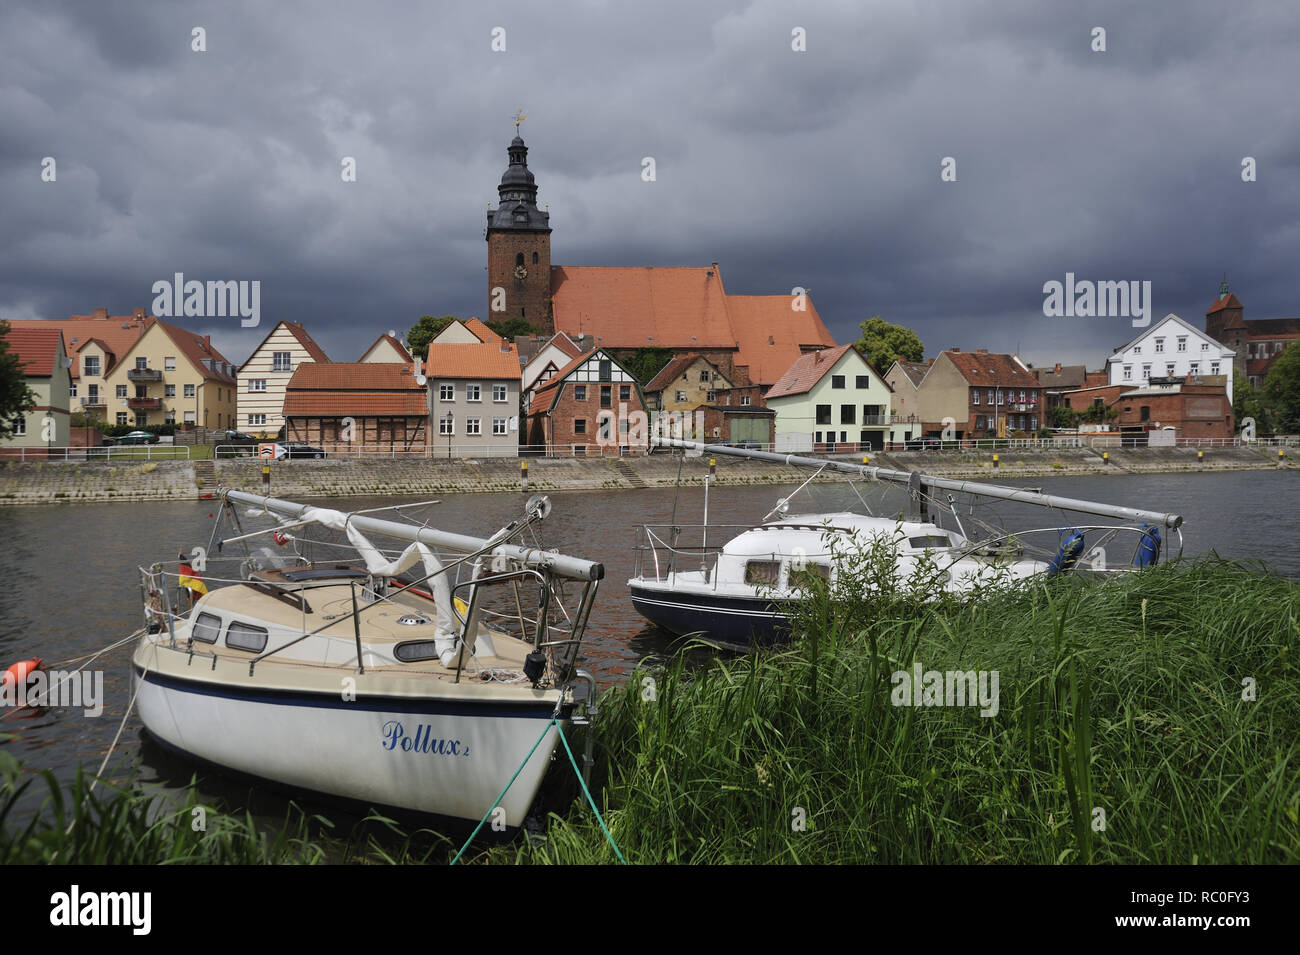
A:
[1154, 339, 1164, 353]
[116, 385, 128, 398]
[620, 384, 631, 401]
[272, 352, 291, 372]
[183, 411, 195, 424]
[976, 416, 985, 430]
[1140, 406, 1150, 422]
[987, 390, 995, 404]
[439, 383, 454, 401]
[439, 417, 454, 436]
[135, 357, 148, 371]
[1201, 342, 1209, 351]
[972, 389, 981, 405]
[1142, 365, 1151, 380]
[699, 369, 710, 383]
[492, 417, 507, 435]
[814, 431, 822, 443]
[1177, 337, 1187, 352]
[165, 357, 176, 370]
[598, 359, 611, 381]
[1210, 361, 1220, 374]
[1165, 363, 1175, 376]
[11, 416, 25, 436]
[165, 385, 176, 398]
[674, 390, 686, 403]
[250, 414, 267, 426]
[740, 395, 750, 406]
[831, 375, 845, 389]
[706, 390, 716, 402]
[574, 419, 587, 435]
[249, 379, 266, 392]
[840, 405, 856, 424]
[117, 413, 129, 425]
[69, 383, 78, 398]
[532, 252, 538, 264]
[466, 384, 481, 402]
[600, 385, 611, 408]
[1123, 365, 1132, 380]
[1189, 362, 1199, 375]
[83, 356, 100, 377]
[815, 405, 832, 425]
[856, 375, 869, 388]
[165, 411, 176, 424]
[493, 383, 507, 402]
[1030, 416, 1037, 431]
[466, 417, 481, 435]
[575, 385, 587, 401]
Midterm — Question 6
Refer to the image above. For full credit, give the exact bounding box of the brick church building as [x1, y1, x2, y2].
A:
[484, 133, 837, 391]
[1205, 281, 1300, 387]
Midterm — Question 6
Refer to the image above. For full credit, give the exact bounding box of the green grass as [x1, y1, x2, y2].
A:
[4, 556, 1295, 864]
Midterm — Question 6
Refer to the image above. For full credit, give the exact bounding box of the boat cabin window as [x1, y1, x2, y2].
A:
[907, 534, 952, 549]
[192, 612, 222, 644]
[789, 563, 832, 590]
[744, 560, 781, 586]
[394, 641, 441, 663]
[226, 621, 269, 653]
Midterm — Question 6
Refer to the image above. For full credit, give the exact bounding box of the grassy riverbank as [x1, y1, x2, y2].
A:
[4, 557, 1297, 864]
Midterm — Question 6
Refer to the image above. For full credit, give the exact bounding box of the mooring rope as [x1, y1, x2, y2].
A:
[450, 718, 625, 865]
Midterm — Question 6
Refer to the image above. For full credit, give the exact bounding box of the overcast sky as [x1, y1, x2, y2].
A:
[2, 0, 1298, 369]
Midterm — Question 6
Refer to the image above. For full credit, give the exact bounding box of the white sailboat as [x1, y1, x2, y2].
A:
[629, 440, 1183, 649]
[132, 490, 602, 826]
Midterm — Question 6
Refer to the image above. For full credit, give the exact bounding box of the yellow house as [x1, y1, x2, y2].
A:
[1, 325, 71, 450]
[104, 320, 237, 430]
[238, 321, 331, 437]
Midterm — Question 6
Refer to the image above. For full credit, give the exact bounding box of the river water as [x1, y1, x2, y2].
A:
[1, 468, 1296, 825]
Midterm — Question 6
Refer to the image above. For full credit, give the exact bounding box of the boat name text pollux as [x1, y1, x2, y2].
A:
[381, 721, 470, 756]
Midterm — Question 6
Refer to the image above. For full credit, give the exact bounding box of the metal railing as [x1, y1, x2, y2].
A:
[0, 444, 193, 461]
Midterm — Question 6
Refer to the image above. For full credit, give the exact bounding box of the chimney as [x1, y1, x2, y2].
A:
[974, 348, 988, 354]
[93, 308, 108, 320]
[203, 334, 211, 351]
[768, 335, 775, 346]
[950, 347, 960, 352]
[133, 307, 146, 320]
[1055, 362, 1062, 373]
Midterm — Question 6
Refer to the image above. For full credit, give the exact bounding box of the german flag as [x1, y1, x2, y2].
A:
[178, 552, 208, 596]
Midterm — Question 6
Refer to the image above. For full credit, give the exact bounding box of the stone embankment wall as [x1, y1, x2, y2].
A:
[0, 446, 1289, 505]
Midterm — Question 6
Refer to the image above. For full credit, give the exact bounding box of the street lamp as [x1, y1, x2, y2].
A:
[443, 412, 453, 459]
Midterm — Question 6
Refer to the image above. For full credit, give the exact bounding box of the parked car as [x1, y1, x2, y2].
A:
[222, 430, 259, 443]
[904, 437, 942, 451]
[112, 430, 160, 445]
[277, 443, 327, 460]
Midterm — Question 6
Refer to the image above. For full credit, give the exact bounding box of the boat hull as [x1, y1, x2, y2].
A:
[132, 661, 569, 826]
[628, 581, 792, 651]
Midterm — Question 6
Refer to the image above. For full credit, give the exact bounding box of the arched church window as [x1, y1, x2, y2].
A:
[516, 253, 525, 266]
[532, 252, 539, 264]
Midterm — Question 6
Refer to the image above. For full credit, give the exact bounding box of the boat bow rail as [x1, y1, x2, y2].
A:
[652, 438, 1184, 530]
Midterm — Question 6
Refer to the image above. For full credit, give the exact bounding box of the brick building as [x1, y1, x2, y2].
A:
[1112, 380, 1234, 441]
[1204, 282, 1300, 387]
[524, 348, 648, 454]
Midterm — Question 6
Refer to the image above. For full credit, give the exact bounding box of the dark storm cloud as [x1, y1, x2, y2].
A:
[1, 0, 1297, 368]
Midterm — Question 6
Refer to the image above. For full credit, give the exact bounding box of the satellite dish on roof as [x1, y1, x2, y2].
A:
[415, 374, 427, 386]
[388, 329, 396, 338]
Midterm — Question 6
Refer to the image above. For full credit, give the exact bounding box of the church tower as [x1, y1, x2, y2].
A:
[486, 132, 553, 334]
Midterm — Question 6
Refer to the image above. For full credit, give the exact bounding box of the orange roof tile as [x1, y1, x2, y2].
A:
[722, 295, 837, 387]
[359, 332, 412, 362]
[530, 348, 607, 412]
[241, 321, 331, 370]
[764, 344, 857, 399]
[151, 320, 238, 383]
[944, 351, 1036, 387]
[5, 315, 148, 377]
[2, 326, 64, 377]
[645, 353, 730, 393]
[425, 341, 521, 380]
[283, 362, 427, 416]
[550, 266, 735, 349]
[462, 318, 504, 344]
[1206, 292, 1243, 314]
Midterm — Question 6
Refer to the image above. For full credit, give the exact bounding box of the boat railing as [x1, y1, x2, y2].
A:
[951, 522, 1182, 570]
[633, 524, 758, 582]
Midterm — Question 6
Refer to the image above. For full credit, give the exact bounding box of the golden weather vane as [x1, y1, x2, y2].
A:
[513, 109, 527, 131]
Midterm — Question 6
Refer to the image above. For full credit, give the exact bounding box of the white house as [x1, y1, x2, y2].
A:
[1107, 313, 1235, 403]
[764, 344, 893, 452]
[237, 321, 330, 436]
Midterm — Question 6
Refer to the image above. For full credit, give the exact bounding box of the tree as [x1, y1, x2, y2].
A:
[854, 316, 924, 372]
[1232, 377, 1273, 435]
[406, 316, 458, 360]
[1050, 405, 1078, 429]
[1262, 342, 1300, 433]
[620, 347, 674, 387]
[485, 317, 538, 341]
[0, 321, 36, 439]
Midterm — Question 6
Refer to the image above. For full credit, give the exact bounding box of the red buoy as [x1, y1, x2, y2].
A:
[2, 658, 45, 688]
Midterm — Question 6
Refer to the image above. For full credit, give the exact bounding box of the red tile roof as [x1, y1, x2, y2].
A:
[892, 359, 932, 387]
[424, 341, 521, 380]
[724, 295, 837, 387]
[151, 320, 238, 383]
[550, 266, 736, 349]
[359, 332, 412, 362]
[1243, 317, 1300, 337]
[462, 318, 503, 344]
[1206, 292, 1243, 314]
[5, 314, 148, 377]
[2, 326, 64, 377]
[644, 353, 729, 393]
[765, 344, 857, 399]
[283, 362, 427, 416]
[944, 351, 1036, 387]
[239, 321, 331, 371]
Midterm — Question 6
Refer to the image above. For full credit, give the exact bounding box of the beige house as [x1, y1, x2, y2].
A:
[238, 321, 330, 436]
[1, 325, 70, 450]
[644, 354, 737, 412]
[104, 320, 237, 430]
[359, 332, 413, 364]
[7, 308, 149, 420]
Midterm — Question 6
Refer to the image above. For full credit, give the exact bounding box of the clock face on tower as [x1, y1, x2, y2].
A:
[514, 264, 528, 279]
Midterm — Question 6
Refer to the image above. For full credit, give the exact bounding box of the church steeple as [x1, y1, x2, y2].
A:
[487, 134, 550, 233]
